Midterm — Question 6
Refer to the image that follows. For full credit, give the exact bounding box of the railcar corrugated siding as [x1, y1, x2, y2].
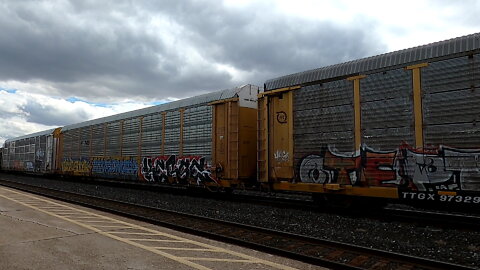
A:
[361, 68, 414, 151]
[293, 79, 354, 164]
[164, 111, 181, 155]
[63, 130, 78, 159]
[122, 118, 140, 156]
[422, 55, 480, 148]
[4, 143, 11, 168]
[183, 105, 212, 159]
[106, 122, 121, 156]
[38, 136, 48, 170]
[421, 54, 480, 191]
[1, 147, 6, 168]
[141, 114, 163, 156]
[79, 127, 90, 157]
[265, 33, 480, 91]
[91, 125, 105, 157]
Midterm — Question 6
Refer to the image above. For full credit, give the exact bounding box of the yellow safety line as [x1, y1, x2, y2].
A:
[81, 220, 117, 223]
[49, 212, 81, 214]
[154, 247, 223, 252]
[182, 258, 252, 263]
[0, 187, 299, 270]
[50, 209, 81, 212]
[0, 192, 212, 270]
[142, 240, 186, 243]
[89, 225, 133, 228]
[125, 238, 185, 242]
[109, 232, 164, 235]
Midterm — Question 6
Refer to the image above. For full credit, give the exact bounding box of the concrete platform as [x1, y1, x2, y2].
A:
[0, 186, 325, 270]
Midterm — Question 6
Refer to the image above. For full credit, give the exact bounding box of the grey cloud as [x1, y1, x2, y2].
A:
[0, 1, 182, 99]
[23, 100, 88, 126]
[0, 0, 386, 103]
[0, 3, 163, 80]
[0, 110, 21, 120]
[150, 1, 386, 84]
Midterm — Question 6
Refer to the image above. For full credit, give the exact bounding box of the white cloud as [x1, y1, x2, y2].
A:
[264, 0, 478, 51]
[0, 89, 169, 145]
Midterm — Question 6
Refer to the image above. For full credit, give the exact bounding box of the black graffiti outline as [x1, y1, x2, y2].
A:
[141, 155, 216, 185]
[298, 144, 480, 192]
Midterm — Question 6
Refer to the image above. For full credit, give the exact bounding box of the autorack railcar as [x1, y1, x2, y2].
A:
[56, 84, 262, 189]
[258, 32, 480, 205]
[1, 128, 60, 174]
[1, 33, 480, 207]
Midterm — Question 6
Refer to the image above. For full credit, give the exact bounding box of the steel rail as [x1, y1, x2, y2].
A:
[0, 178, 475, 270]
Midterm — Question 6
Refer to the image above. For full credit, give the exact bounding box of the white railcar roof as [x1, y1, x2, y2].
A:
[61, 85, 258, 131]
[4, 128, 57, 144]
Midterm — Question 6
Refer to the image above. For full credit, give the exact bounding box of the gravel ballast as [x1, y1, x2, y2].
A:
[2, 173, 479, 268]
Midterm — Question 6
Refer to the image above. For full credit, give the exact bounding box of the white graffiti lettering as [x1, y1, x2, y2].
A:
[274, 150, 290, 162]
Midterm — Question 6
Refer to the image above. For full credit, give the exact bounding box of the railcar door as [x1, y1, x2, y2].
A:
[212, 100, 239, 180]
[268, 91, 294, 181]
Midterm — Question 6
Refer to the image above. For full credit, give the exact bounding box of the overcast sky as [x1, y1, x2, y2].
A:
[0, 0, 478, 144]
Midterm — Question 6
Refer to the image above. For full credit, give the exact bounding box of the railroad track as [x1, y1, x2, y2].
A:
[0, 178, 475, 270]
[223, 193, 480, 230]
[384, 207, 480, 230]
[4, 172, 478, 231]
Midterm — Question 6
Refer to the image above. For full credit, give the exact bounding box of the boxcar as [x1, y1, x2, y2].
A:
[1, 128, 60, 174]
[57, 84, 262, 188]
[259, 33, 480, 205]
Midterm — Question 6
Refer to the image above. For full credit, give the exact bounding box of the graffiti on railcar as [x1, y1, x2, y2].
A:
[25, 161, 34, 171]
[34, 149, 45, 171]
[400, 147, 458, 191]
[274, 150, 290, 162]
[35, 149, 45, 159]
[141, 155, 216, 185]
[13, 160, 24, 170]
[399, 146, 480, 191]
[362, 150, 397, 186]
[298, 144, 480, 191]
[299, 146, 397, 186]
[61, 158, 91, 174]
[322, 151, 362, 185]
[92, 157, 138, 176]
[299, 155, 330, 184]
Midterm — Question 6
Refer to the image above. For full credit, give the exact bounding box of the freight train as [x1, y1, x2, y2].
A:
[2, 33, 480, 207]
